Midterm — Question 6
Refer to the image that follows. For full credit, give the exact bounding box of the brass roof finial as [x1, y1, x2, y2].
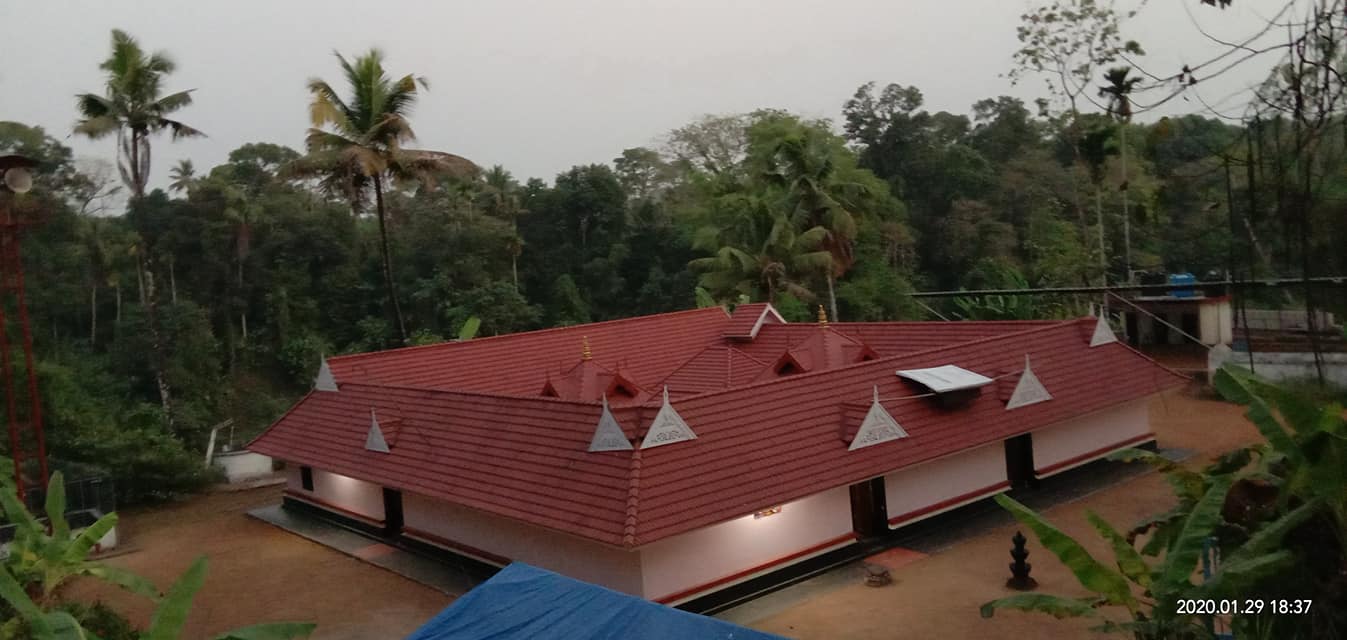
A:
[582, 335, 592, 360]
[817, 305, 828, 327]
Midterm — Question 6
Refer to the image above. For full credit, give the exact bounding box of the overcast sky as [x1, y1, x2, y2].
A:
[1, 1, 1283, 190]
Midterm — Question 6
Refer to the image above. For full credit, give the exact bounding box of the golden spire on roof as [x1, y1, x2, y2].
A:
[817, 305, 828, 327]
[582, 335, 592, 360]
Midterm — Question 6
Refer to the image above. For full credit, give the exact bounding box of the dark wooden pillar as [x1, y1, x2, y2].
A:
[382, 487, 404, 535]
[849, 477, 888, 538]
[1005, 434, 1036, 489]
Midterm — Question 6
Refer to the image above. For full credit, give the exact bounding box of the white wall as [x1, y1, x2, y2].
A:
[884, 441, 1007, 527]
[1232, 353, 1347, 387]
[1033, 399, 1152, 476]
[215, 451, 273, 483]
[1200, 301, 1234, 346]
[402, 492, 644, 596]
[285, 465, 385, 522]
[639, 485, 854, 603]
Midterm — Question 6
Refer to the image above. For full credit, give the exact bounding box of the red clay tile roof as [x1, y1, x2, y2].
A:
[721, 303, 784, 339]
[250, 313, 1186, 548]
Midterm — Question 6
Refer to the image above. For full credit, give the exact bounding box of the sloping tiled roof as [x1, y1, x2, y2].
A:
[326, 307, 733, 396]
[251, 313, 1186, 548]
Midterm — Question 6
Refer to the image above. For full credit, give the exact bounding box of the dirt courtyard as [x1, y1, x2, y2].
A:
[65, 387, 1259, 639]
[65, 487, 451, 639]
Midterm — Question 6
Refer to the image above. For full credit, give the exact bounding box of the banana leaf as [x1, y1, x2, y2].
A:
[994, 494, 1135, 606]
[980, 593, 1100, 619]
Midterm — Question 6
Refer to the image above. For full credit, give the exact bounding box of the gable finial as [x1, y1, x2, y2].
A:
[314, 354, 339, 392]
[817, 305, 828, 327]
[582, 335, 592, 360]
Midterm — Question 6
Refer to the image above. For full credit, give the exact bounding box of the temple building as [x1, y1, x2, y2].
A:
[249, 304, 1185, 610]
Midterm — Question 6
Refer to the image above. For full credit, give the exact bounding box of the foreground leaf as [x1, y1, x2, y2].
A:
[146, 557, 208, 640]
[994, 494, 1134, 606]
[214, 622, 318, 639]
[980, 593, 1099, 619]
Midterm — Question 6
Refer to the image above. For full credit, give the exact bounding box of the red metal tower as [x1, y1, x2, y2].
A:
[0, 154, 49, 500]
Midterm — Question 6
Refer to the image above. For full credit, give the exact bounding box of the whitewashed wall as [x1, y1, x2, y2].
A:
[285, 465, 385, 522]
[638, 485, 854, 603]
[884, 441, 1007, 528]
[1032, 399, 1152, 476]
[1199, 300, 1234, 345]
[402, 492, 644, 595]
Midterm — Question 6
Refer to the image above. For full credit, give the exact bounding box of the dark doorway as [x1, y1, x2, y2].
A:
[1181, 312, 1200, 342]
[1125, 312, 1139, 346]
[1005, 434, 1036, 489]
[382, 488, 404, 535]
[1154, 316, 1171, 345]
[849, 478, 888, 538]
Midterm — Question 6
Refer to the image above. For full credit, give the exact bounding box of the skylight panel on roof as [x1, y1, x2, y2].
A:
[896, 365, 993, 393]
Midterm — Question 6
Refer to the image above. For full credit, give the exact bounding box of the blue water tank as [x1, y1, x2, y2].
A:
[1168, 272, 1197, 298]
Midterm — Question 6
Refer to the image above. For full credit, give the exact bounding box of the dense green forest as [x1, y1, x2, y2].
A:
[2, 0, 1346, 501]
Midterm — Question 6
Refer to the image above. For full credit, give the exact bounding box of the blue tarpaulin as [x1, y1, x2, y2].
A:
[405, 563, 789, 640]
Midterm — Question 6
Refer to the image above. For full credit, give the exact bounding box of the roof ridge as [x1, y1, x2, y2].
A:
[334, 379, 619, 407]
[329, 306, 730, 364]
[623, 448, 642, 547]
[671, 319, 1082, 403]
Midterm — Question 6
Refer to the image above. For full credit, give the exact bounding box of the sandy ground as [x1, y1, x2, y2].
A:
[64, 487, 452, 640]
[62, 387, 1258, 640]
[747, 388, 1260, 639]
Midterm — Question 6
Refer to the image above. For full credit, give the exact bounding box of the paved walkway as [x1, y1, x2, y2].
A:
[249, 504, 480, 596]
[716, 447, 1189, 627]
[740, 391, 1260, 639]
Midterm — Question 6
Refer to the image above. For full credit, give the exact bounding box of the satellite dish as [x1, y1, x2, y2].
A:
[3, 168, 32, 194]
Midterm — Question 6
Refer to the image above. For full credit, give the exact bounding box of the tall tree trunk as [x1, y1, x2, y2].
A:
[114, 282, 122, 325]
[89, 285, 97, 346]
[169, 256, 178, 303]
[238, 254, 247, 341]
[826, 272, 839, 322]
[143, 261, 174, 429]
[1095, 186, 1107, 285]
[373, 175, 408, 344]
[136, 260, 146, 305]
[130, 132, 144, 199]
[1120, 124, 1132, 283]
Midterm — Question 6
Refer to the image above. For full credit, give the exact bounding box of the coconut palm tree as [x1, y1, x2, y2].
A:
[74, 29, 202, 199]
[168, 159, 195, 194]
[481, 165, 526, 290]
[1099, 67, 1141, 281]
[764, 133, 864, 321]
[289, 49, 476, 344]
[689, 195, 833, 304]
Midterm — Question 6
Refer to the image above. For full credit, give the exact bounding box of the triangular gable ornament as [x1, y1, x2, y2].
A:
[1090, 311, 1118, 347]
[640, 387, 697, 449]
[315, 356, 339, 392]
[365, 409, 390, 453]
[849, 386, 908, 451]
[589, 395, 634, 452]
[1006, 355, 1053, 410]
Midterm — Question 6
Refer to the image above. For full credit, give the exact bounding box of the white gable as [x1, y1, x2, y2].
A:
[896, 365, 993, 393]
[588, 396, 634, 452]
[1090, 313, 1118, 347]
[365, 409, 390, 453]
[850, 387, 908, 451]
[1006, 355, 1053, 410]
[315, 356, 338, 392]
[640, 387, 697, 449]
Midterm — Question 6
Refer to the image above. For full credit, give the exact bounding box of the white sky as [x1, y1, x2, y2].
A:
[0, 1, 1285, 189]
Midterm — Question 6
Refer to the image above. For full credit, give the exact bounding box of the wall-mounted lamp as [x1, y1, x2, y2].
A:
[754, 505, 782, 519]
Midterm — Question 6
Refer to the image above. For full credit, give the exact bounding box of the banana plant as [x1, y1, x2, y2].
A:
[1, 472, 158, 607]
[981, 484, 1315, 638]
[0, 557, 314, 640]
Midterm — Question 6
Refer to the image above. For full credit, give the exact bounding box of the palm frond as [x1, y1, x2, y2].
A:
[158, 118, 204, 140]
